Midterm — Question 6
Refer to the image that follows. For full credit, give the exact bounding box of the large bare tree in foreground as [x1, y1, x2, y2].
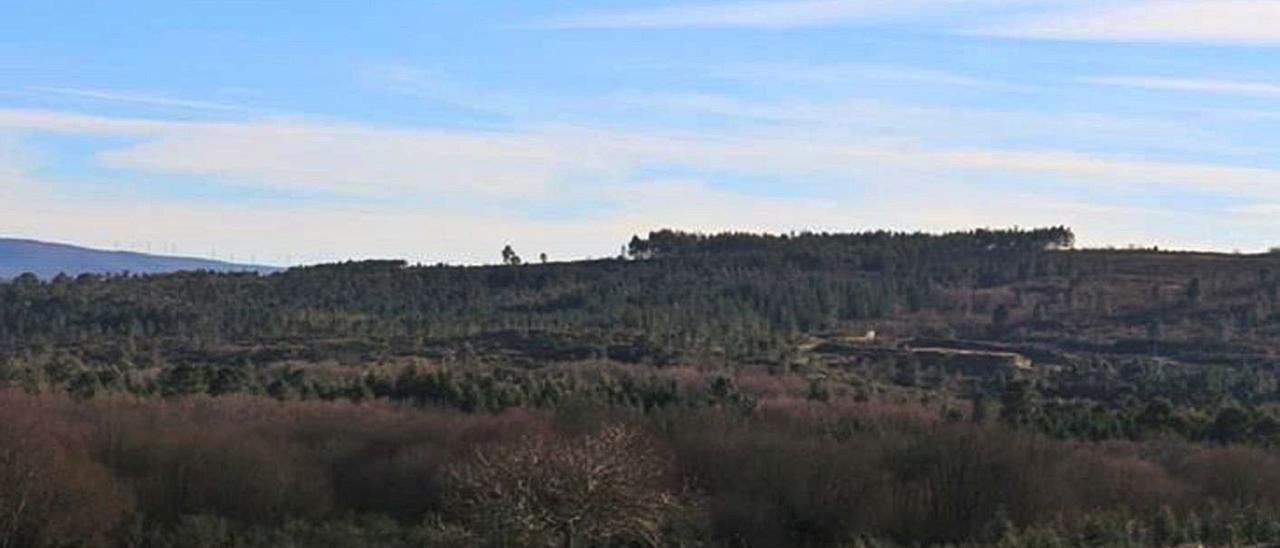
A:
[446, 424, 679, 548]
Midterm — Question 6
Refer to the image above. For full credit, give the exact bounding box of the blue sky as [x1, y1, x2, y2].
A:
[3, 0, 1280, 265]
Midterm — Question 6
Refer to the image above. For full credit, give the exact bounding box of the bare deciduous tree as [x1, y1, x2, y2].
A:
[445, 424, 678, 548]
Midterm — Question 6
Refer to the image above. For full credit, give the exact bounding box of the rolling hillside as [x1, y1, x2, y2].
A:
[0, 238, 277, 279]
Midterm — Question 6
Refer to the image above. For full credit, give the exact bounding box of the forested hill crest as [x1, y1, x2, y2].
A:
[0, 238, 278, 279]
[8, 225, 1279, 372]
[7, 226, 1280, 358]
[626, 226, 1076, 259]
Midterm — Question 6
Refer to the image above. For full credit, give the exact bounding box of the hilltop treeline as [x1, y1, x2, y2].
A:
[0, 227, 1073, 363]
[628, 226, 1074, 259]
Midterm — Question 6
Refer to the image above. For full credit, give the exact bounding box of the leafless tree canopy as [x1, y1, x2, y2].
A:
[446, 424, 678, 548]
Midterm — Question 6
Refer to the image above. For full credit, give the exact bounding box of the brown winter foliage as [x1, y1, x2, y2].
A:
[3, 389, 1280, 546]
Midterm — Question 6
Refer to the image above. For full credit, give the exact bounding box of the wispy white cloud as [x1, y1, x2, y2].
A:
[539, 0, 878, 29]
[359, 64, 526, 116]
[0, 109, 192, 134]
[604, 91, 1239, 156]
[97, 122, 598, 199]
[985, 0, 1280, 44]
[714, 62, 1003, 88]
[1232, 203, 1280, 216]
[545, 0, 1280, 45]
[1082, 76, 1280, 97]
[536, 0, 1022, 30]
[1210, 108, 1280, 122]
[922, 148, 1279, 198]
[0, 134, 29, 178]
[1, 107, 1275, 203]
[0, 135, 76, 239]
[29, 87, 255, 113]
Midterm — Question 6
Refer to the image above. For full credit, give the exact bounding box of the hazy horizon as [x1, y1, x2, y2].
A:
[5, 1, 1280, 264]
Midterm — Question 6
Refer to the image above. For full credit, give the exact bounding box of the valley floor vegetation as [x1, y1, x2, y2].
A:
[7, 390, 1280, 547]
[4, 227, 1280, 547]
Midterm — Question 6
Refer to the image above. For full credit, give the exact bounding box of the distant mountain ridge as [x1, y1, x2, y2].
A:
[0, 238, 278, 279]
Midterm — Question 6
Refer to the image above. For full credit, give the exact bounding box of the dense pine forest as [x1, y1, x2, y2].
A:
[5, 226, 1280, 547]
